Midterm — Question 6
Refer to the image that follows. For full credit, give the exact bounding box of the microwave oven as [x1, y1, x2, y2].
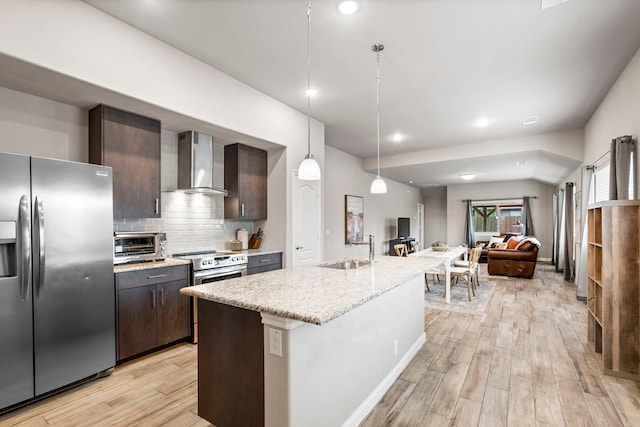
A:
[113, 231, 166, 265]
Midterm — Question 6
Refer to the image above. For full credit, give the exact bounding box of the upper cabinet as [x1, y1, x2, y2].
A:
[224, 143, 267, 220]
[89, 105, 161, 218]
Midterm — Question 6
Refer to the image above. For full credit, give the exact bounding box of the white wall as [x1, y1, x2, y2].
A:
[422, 186, 448, 247]
[561, 47, 640, 297]
[0, 87, 87, 162]
[583, 47, 640, 167]
[445, 180, 556, 259]
[323, 146, 422, 260]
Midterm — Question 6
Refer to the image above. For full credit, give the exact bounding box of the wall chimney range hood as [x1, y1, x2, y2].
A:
[177, 131, 228, 195]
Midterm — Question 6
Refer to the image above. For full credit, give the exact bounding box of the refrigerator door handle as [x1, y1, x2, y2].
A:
[34, 196, 46, 298]
[19, 194, 31, 302]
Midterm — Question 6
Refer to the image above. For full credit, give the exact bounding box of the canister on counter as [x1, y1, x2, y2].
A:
[237, 228, 249, 250]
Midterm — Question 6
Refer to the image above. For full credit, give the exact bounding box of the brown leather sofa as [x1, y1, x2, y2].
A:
[487, 240, 539, 279]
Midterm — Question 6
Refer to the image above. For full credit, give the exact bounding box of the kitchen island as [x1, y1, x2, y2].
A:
[181, 255, 440, 427]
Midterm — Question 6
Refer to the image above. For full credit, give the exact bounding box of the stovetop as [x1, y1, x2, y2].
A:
[172, 250, 247, 270]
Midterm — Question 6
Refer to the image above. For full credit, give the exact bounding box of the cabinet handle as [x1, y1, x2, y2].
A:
[152, 290, 156, 308]
[159, 288, 165, 306]
[259, 259, 271, 263]
[296, 246, 303, 250]
[155, 198, 159, 214]
[241, 203, 245, 217]
[147, 274, 167, 279]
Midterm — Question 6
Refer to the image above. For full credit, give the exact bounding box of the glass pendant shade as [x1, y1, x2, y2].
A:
[370, 176, 387, 194]
[299, 154, 321, 180]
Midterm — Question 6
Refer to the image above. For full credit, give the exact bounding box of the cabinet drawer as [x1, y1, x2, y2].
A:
[116, 264, 189, 290]
[247, 264, 281, 276]
[247, 252, 282, 270]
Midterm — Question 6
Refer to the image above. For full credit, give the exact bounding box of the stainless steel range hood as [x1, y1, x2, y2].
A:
[177, 131, 228, 195]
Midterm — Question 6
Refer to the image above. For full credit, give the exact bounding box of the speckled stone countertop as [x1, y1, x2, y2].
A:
[181, 255, 441, 325]
[114, 257, 191, 273]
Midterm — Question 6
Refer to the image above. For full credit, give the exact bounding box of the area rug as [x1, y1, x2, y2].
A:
[424, 278, 496, 316]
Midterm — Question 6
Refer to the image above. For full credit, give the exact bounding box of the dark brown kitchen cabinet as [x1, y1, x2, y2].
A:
[115, 264, 190, 362]
[247, 252, 282, 275]
[224, 143, 267, 220]
[89, 104, 161, 218]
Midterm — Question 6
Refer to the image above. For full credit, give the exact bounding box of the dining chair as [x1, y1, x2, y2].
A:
[453, 245, 482, 289]
[448, 247, 482, 301]
[393, 243, 407, 257]
[424, 265, 443, 292]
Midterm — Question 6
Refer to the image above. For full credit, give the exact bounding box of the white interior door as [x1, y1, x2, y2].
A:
[292, 172, 321, 266]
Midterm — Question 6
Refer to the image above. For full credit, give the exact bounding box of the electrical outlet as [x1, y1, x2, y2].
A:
[269, 328, 282, 357]
[393, 339, 398, 357]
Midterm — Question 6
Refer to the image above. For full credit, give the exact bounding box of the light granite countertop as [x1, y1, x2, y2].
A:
[114, 257, 191, 273]
[180, 255, 441, 325]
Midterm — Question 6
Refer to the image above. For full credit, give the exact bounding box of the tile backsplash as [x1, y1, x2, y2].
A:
[113, 191, 254, 255]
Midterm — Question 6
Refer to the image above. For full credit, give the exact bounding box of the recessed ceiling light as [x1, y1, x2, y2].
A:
[392, 133, 403, 142]
[459, 174, 476, 180]
[305, 88, 318, 97]
[408, 180, 414, 184]
[337, 0, 360, 15]
[523, 116, 538, 125]
[516, 160, 528, 166]
[475, 117, 490, 128]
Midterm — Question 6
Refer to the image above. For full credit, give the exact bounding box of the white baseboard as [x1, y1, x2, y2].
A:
[342, 332, 427, 427]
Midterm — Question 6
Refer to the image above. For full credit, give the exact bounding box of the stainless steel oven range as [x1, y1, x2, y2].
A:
[172, 251, 248, 343]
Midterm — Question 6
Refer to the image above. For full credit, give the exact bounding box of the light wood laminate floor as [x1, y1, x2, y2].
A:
[2, 264, 639, 426]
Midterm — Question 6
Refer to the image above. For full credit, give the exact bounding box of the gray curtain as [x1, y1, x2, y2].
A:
[463, 200, 474, 247]
[552, 192, 558, 265]
[554, 188, 565, 271]
[522, 196, 535, 236]
[609, 135, 636, 200]
[576, 166, 594, 299]
[563, 182, 575, 280]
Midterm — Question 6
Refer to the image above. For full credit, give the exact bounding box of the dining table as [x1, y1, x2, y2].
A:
[409, 245, 468, 304]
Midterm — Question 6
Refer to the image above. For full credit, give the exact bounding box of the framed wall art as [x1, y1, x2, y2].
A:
[345, 195, 364, 244]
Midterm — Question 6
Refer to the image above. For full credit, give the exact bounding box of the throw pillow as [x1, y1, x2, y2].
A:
[507, 237, 521, 250]
[497, 242, 508, 249]
[489, 236, 504, 247]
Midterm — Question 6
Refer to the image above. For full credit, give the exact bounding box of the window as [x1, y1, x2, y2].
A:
[589, 154, 635, 203]
[472, 201, 523, 235]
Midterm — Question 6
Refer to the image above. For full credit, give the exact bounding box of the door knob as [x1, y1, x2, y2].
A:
[296, 246, 303, 250]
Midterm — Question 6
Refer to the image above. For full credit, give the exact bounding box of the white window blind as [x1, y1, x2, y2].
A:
[590, 154, 635, 203]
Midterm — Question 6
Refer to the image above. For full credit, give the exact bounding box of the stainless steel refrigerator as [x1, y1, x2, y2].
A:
[0, 153, 115, 410]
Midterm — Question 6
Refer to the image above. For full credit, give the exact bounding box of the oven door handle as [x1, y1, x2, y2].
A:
[193, 265, 247, 280]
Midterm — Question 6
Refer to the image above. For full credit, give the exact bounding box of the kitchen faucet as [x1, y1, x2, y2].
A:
[349, 234, 375, 263]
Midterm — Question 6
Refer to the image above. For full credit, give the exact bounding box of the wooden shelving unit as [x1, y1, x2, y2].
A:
[587, 206, 603, 353]
[587, 201, 640, 380]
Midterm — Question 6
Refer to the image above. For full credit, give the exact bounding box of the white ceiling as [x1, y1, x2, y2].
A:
[59, 1, 640, 186]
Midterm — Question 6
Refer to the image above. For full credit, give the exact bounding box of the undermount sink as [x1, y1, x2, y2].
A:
[321, 260, 371, 270]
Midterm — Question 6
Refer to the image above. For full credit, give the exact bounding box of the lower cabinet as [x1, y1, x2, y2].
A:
[116, 264, 190, 362]
[247, 252, 282, 275]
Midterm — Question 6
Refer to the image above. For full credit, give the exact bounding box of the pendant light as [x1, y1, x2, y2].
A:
[298, 0, 321, 181]
[370, 43, 387, 194]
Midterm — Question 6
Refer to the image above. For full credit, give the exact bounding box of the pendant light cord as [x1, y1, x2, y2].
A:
[306, 0, 312, 158]
[374, 45, 383, 178]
